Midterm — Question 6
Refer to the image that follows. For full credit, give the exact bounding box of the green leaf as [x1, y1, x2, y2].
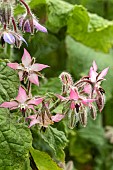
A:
[0, 108, 32, 170]
[46, 0, 73, 33]
[30, 147, 63, 170]
[65, 35, 113, 100]
[67, 5, 113, 52]
[0, 61, 19, 103]
[15, 0, 46, 15]
[41, 126, 68, 161]
[32, 77, 61, 96]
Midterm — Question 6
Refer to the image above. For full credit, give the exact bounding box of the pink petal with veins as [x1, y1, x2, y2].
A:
[84, 84, 91, 94]
[89, 67, 97, 83]
[26, 115, 37, 120]
[70, 101, 75, 109]
[97, 67, 109, 80]
[28, 105, 36, 112]
[92, 61, 97, 71]
[31, 63, 49, 72]
[18, 71, 23, 81]
[7, 63, 19, 70]
[16, 86, 27, 103]
[33, 19, 47, 33]
[28, 119, 39, 128]
[28, 73, 39, 86]
[56, 94, 67, 101]
[52, 114, 65, 122]
[28, 98, 43, 105]
[26, 115, 40, 128]
[0, 101, 18, 109]
[22, 48, 32, 67]
[82, 99, 96, 106]
[70, 88, 79, 100]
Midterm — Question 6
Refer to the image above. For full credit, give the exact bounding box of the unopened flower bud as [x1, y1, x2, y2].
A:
[90, 104, 97, 120]
[59, 72, 73, 86]
[0, 0, 12, 25]
[79, 110, 87, 127]
[59, 72, 73, 93]
[96, 89, 105, 112]
[68, 110, 76, 129]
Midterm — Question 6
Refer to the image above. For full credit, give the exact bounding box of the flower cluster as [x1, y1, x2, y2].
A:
[0, 0, 47, 48]
[0, 49, 109, 128]
[56, 61, 109, 128]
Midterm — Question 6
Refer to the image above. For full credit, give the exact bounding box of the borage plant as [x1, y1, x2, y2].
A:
[0, 0, 110, 170]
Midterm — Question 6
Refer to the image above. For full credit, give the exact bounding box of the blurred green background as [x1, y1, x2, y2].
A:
[1, 0, 113, 169]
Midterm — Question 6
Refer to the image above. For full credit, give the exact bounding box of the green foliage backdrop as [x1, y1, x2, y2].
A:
[1, 0, 113, 169]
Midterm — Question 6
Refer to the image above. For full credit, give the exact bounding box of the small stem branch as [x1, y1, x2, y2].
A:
[12, 17, 17, 32]
[27, 80, 32, 98]
[74, 79, 93, 87]
[50, 99, 61, 112]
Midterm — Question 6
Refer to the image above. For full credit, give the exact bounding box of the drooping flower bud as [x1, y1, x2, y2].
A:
[59, 72, 73, 86]
[0, 0, 12, 25]
[90, 104, 97, 120]
[19, 0, 47, 34]
[68, 110, 76, 129]
[59, 72, 73, 93]
[96, 88, 105, 112]
[0, 29, 27, 48]
[79, 110, 87, 127]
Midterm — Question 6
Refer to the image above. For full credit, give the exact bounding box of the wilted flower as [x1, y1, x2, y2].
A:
[19, 0, 47, 34]
[0, 86, 43, 114]
[7, 48, 49, 85]
[27, 113, 64, 128]
[0, 29, 27, 48]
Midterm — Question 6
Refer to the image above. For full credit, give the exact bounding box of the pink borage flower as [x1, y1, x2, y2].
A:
[0, 86, 43, 113]
[7, 48, 49, 86]
[57, 87, 95, 112]
[89, 61, 109, 84]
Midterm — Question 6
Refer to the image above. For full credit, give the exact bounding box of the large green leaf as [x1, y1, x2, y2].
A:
[41, 126, 68, 161]
[46, 0, 73, 33]
[30, 147, 63, 170]
[0, 108, 32, 170]
[65, 35, 113, 100]
[0, 61, 19, 103]
[67, 5, 113, 52]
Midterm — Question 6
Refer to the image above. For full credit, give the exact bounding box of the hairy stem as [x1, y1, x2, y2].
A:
[19, 0, 31, 14]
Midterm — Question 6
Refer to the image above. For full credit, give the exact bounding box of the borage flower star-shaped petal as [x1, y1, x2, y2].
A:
[7, 48, 49, 86]
[0, 86, 43, 113]
[89, 61, 109, 84]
